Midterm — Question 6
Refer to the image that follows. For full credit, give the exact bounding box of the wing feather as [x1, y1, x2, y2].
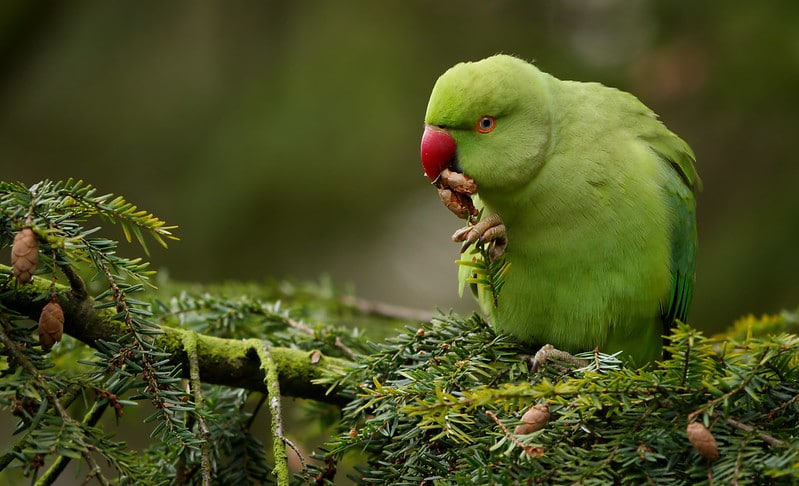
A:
[644, 130, 700, 334]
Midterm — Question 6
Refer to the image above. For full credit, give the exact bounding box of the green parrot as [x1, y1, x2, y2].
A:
[420, 54, 700, 365]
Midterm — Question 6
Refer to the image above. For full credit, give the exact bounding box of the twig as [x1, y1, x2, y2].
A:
[726, 417, 784, 447]
[0, 263, 353, 406]
[0, 328, 112, 486]
[283, 315, 357, 361]
[80, 465, 102, 486]
[184, 331, 213, 486]
[333, 336, 357, 361]
[340, 295, 435, 323]
[485, 410, 544, 458]
[253, 340, 292, 486]
[58, 260, 88, 300]
[284, 436, 307, 471]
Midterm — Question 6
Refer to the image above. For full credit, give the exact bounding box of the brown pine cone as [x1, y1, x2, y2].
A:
[514, 403, 550, 435]
[38, 300, 64, 351]
[11, 227, 39, 284]
[686, 422, 720, 461]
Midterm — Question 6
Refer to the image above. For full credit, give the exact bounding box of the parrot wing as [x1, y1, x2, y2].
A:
[641, 129, 700, 330]
[457, 127, 700, 335]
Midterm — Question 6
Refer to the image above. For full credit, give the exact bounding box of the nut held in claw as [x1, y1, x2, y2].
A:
[439, 168, 477, 195]
[436, 168, 478, 220]
[438, 186, 478, 220]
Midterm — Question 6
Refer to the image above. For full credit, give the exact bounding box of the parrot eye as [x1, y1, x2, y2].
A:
[476, 116, 496, 133]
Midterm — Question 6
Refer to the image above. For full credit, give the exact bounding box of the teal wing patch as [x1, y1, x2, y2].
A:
[662, 177, 697, 326]
[643, 129, 700, 333]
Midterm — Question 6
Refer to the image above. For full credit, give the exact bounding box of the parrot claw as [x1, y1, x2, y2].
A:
[451, 212, 507, 260]
[451, 225, 472, 242]
[525, 344, 588, 374]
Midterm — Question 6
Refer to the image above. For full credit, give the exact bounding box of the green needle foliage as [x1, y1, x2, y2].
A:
[455, 240, 511, 308]
[0, 180, 365, 484]
[310, 313, 799, 485]
[1, 179, 798, 485]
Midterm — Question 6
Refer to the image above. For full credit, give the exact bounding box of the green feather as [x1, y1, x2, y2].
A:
[638, 114, 701, 336]
[656, 142, 699, 326]
[426, 55, 700, 365]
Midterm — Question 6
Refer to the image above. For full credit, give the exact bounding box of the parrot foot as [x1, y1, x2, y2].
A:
[451, 212, 507, 261]
[525, 344, 588, 373]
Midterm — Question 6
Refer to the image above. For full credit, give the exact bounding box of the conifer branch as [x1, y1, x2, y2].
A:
[0, 326, 112, 486]
[725, 417, 784, 448]
[254, 341, 290, 486]
[485, 410, 544, 458]
[3, 179, 799, 483]
[183, 331, 212, 486]
[0, 264, 352, 405]
[340, 295, 435, 323]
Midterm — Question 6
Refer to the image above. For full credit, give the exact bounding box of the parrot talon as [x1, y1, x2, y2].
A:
[452, 213, 507, 260]
[451, 226, 473, 242]
[525, 344, 588, 374]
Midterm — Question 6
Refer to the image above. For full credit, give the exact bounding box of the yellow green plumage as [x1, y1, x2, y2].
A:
[421, 55, 700, 365]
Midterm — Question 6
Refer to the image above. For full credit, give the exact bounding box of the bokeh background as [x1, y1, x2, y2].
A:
[2, 0, 798, 335]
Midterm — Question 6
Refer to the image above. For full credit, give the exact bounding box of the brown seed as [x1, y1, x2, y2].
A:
[439, 169, 478, 195]
[686, 422, 720, 461]
[11, 227, 38, 284]
[38, 300, 64, 351]
[438, 187, 477, 220]
[514, 403, 550, 435]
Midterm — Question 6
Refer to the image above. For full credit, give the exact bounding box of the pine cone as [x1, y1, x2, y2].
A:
[11, 227, 38, 284]
[514, 403, 550, 435]
[38, 300, 64, 351]
[686, 422, 720, 461]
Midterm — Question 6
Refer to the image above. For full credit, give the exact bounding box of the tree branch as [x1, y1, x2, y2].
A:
[0, 265, 352, 406]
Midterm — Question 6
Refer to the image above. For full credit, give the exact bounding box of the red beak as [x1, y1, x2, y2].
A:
[420, 125, 456, 181]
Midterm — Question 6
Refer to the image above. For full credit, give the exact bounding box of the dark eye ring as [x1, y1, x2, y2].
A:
[476, 116, 496, 133]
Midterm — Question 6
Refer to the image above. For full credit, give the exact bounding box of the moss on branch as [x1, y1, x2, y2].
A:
[0, 264, 352, 405]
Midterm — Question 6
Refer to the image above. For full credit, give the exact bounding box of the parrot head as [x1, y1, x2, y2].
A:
[420, 55, 553, 193]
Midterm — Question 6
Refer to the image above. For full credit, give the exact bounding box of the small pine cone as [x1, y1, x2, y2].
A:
[514, 403, 550, 435]
[686, 422, 720, 461]
[38, 300, 64, 351]
[11, 227, 39, 284]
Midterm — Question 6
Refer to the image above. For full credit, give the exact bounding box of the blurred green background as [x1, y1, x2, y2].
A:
[2, 0, 798, 334]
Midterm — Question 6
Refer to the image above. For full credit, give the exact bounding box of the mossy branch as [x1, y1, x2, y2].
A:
[0, 264, 352, 406]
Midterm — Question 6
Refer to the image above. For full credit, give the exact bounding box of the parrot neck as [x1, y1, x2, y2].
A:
[479, 79, 627, 231]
